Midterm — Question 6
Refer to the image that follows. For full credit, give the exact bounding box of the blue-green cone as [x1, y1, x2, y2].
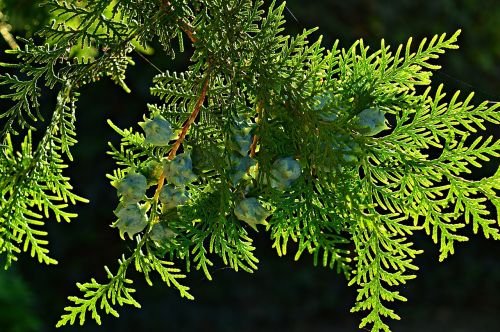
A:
[230, 133, 253, 156]
[229, 119, 254, 156]
[163, 152, 197, 186]
[354, 107, 389, 136]
[270, 157, 301, 190]
[113, 203, 148, 240]
[234, 197, 270, 231]
[229, 154, 256, 186]
[140, 159, 163, 186]
[313, 93, 341, 122]
[312, 93, 333, 111]
[117, 172, 147, 202]
[150, 222, 177, 244]
[338, 139, 361, 163]
[159, 185, 190, 210]
[140, 115, 176, 146]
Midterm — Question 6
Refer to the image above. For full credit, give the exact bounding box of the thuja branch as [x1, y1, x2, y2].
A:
[2, 1, 499, 331]
[160, 0, 199, 44]
[249, 100, 264, 158]
[0, 11, 18, 50]
[153, 73, 210, 202]
[180, 22, 198, 44]
[168, 74, 210, 160]
[57, 222, 193, 327]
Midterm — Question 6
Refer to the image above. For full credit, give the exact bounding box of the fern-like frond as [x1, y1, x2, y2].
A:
[349, 214, 422, 332]
[56, 262, 141, 327]
[0, 84, 87, 268]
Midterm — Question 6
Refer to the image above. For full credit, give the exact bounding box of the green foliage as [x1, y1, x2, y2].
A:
[0, 82, 88, 268]
[0, 0, 498, 331]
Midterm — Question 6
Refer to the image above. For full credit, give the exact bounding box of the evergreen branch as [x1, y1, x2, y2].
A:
[0, 40, 68, 135]
[268, 179, 353, 276]
[208, 217, 259, 273]
[0, 73, 42, 135]
[1, 2, 498, 331]
[56, 260, 141, 327]
[378, 30, 461, 88]
[0, 11, 18, 49]
[135, 247, 194, 299]
[153, 73, 210, 202]
[0, 83, 87, 268]
[167, 182, 261, 280]
[151, 71, 198, 106]
[106, 129, 149, 169]
[249, 100, 263, 158]
[58, 224, 192, 326]
[447, 174, 500, 240]
[349, 214, 422, 332]
[43, 0, 132, 48]
[160, 0, 199, 44]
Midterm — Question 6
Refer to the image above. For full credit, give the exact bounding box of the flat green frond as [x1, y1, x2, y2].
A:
[269, 179, 353, 276]
[1, 1, 498, 332]
[349, 214, 422, 331]
[0, 83, 87, 268]
[135, 250, 194, 300]
[43, 0, 133, 49]
[56, 263, 141, 327]
[379, 30, 461, 88]
[0, 40, 67, 135]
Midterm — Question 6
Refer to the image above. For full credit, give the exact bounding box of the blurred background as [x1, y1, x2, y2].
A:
[0, 0, 499, 331]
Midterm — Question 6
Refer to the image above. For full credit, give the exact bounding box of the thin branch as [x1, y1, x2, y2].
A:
[150, 2, 207, 204]
[160, 0, 198, 44]
[168, 74, 210, 160]
[180, 22, 198, 44]
[153, 74, 210, 202]
[249, 100, 264, 158]
[0, 18, 18, 49]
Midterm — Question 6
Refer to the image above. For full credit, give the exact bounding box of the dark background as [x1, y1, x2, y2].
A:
[0, 0, 499, 331]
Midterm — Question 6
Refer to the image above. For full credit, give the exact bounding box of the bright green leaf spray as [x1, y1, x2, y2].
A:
[0, 1, 498, 331]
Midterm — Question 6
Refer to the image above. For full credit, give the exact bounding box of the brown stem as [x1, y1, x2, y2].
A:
[168, 75, 210, 160]
[249, 100, 264, 158]
[153, 174, 166, 203]
[153, 2, 206, 203]
[153, 74, 210, 202]
[249, 135, 258, 158]
[160, 0, 198, 44]
[0, 20, 18, 50]
[180, 22, 198, 43]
